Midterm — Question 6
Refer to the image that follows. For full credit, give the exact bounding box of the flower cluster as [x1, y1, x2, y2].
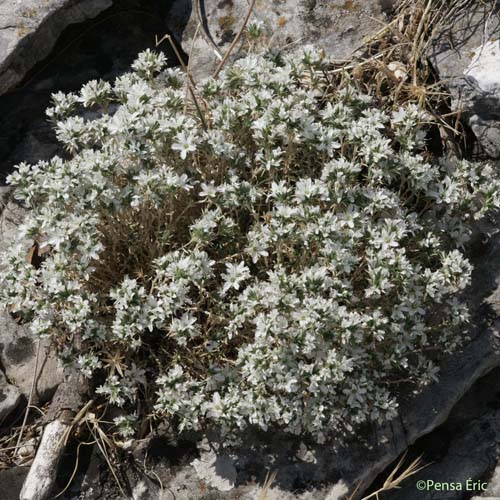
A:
[1, 47, 499, 442]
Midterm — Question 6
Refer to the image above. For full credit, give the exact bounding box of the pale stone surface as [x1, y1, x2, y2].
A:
[481, 462, 500, 497]
[466, 40, 500, 94]
[174, 0, 394, 81]
[0, 0, 112, 94]
[383, 371, 500, 500]
[0, 368, 20, 420]
[192, 451, 237, 492]
[429, 1, 500, 158]
[0, 310, 64, 404]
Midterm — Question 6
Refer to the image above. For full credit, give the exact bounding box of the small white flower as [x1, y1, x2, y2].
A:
[78, 80, 112, 107]
[113, 414, 137, 438]
[221, 261, 251, 294]
[172, 131, 197, 159]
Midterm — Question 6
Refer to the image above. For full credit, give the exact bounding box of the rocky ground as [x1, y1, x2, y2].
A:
[1, 0, 500, 499]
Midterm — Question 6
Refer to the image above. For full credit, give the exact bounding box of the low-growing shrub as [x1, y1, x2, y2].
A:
[1, 46, 499, 443]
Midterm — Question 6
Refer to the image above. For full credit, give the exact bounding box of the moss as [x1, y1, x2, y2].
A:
[16, 24, 30, 37]
[218, 15, 236, 32]
[329, 0, 360, 12]
[21, 7, 38, 19]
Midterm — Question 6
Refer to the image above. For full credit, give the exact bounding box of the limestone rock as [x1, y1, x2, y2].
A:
[0, 187, 30, 254]
[174, 0, 394, 81]
[382, 369, 500, 500]
[0, 0, 112, 94]
[20, 417, 70, 500]
[0, 0, 179, 177]
[0, 309, 63, 405]
[191, 451, 237, 492]
[429, 1, 500, 158]
[466, 41, 500, 94]
[481, 460, 500, 498]
[0, 368, 20, 420]
[388, 413, 500, 500]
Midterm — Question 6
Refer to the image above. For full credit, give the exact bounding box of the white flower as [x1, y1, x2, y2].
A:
[169, 313, 200, 345]
[46, 91, 78, 120]
[79, 80, 112, 107]
[132, 49, 167, 78]
[113, 414, 137, 438]
[77, 353, 102, 378]
[172, 131, 197, 159]
[245, 227, 270, 263]
[221, 261, 251, 294]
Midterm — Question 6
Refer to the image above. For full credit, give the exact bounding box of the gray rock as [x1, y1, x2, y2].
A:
[0, 309, 63, 405]
[429, 1, 500, 158]
[390, 413, 499, 500]
[384, 384, 500, 500]
[0, 0, 112, 94]
[174, 0, 392, 81]
[0, 367, 20, 420]
[482, 463, 500, 498]
[191, 451, 237, 492]
[0, 189, 30, 253]
[0, 467, 29, 500]
[79, 467, 102, 499]
[0, 0, 180, 177]
[382, 369, 500, 500]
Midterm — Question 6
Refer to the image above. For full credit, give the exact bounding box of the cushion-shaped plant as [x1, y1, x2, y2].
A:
[2, 46, 498, 443]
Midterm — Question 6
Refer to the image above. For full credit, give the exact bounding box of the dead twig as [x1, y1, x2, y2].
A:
[156, 33, 208, 131]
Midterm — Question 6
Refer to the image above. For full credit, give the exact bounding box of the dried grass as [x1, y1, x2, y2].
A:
[256, 470, 278, 500]
[317, 0, 480, 159]
[349, 452, 427, 500]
